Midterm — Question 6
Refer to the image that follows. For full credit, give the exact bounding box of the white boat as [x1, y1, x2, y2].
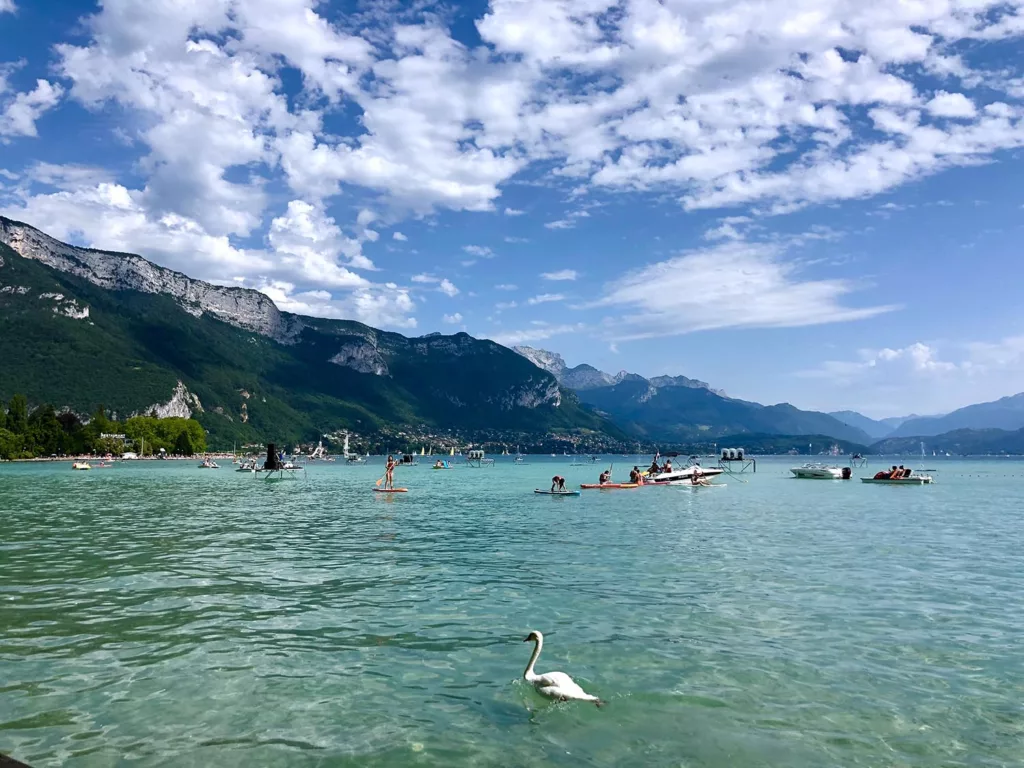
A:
[791, 463, 846, 479]
[198, 459, 220, 469]
[646, 458, 724, 484]
[861, 474, 933, 485]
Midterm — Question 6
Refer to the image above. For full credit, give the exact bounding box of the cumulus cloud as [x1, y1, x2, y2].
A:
[927, 91, 978, 118]
[392, 231, 408, 241]
[0, 79, 62, 139]
[541, 269, 578, 281]
[504, 207, 524, 216]
[0, 1, 15, 14]
[438, 278, 459, 297]
[7, 0, 1024, 333]
[463, 245, 495, 258]
[443, 312, 463, 324]
[796, 336, 1024, 416]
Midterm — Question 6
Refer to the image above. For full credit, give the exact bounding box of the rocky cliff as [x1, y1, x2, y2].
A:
[0, 222, 611, 447]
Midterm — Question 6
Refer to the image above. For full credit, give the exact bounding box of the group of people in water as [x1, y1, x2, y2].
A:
[873, 465, 915, 480]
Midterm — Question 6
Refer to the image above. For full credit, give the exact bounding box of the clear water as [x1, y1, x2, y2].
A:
[2, 457, 1022, 767]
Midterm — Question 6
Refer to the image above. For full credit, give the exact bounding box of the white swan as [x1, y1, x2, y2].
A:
[523, 630, 604, 707]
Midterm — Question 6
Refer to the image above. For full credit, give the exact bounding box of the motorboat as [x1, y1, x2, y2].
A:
[235, 459, 259, 473]
[198, 458, 220, 469]
[645, 457, 724, 484]
[791, 463, 849, 479]
[862, 473, 933, 485]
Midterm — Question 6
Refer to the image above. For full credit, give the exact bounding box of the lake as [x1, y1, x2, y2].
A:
[1, 456, 1022, 766]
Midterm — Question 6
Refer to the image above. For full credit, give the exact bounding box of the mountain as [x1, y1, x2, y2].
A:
[513, 346, 719, 392]
[828, 411, 894, 439]
[0, 217, 624, 449]
[873, 427, 1024, 455]
[571, 378, 873, 444]
[514, 347, 872, 444]
[888, 394, 1024, 437]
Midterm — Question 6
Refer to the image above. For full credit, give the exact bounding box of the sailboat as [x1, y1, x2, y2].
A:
[344, 433, 366, 464]
[449, 446, 455, 456]
[514, 445, 526, 464]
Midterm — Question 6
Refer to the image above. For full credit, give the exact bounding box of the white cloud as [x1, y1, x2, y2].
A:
[495, 283, 518, 291]
[463, 245, 495, 258]
[594, 238, 896, 340]
[504, 236, 529, 243]
[0, 79, 62, 139]
[489, 322, 585, 346]
[443, 312, 463, 324]
[267, 200, 375, 286]
[438, 278, 459, 297]
[796, 336, 1024, 416]
[527, 293, 566, 305]
[392, 231, 408, 241]
[541, 269, 578, 281]
[544, 219, 576, 230]
[258, 280, 416, 329]
[0, 1, 15, 14]
[927, 91, 977, 118]
[411, 274, 438, 283]
[504, 207, 525, 216]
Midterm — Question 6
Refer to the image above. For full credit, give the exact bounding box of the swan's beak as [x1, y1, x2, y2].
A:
[523, 636, 530, 642]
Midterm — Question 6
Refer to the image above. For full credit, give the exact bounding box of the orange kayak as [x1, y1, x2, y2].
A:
[374, 488, 408, 493]
[579, 483, 639, 489]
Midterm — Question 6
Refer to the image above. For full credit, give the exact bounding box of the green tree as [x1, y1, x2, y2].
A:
[0, 428, 22, 460]
[27, 404, 62, 456]
[174, 430, 195, 456]
[7, 394, 28, 435]
[0, 404, 6, 431]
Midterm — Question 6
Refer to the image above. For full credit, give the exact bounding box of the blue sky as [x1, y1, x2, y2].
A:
[2, 0, 1024, 418]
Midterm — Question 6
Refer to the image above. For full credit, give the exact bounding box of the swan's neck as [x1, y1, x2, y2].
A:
[524, 637, 543, 680]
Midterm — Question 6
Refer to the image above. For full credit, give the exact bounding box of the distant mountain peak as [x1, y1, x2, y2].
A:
[512, 347, 721, 394]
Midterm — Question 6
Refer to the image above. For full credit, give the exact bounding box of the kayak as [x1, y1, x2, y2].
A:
[373, 488, 408, 493]
[534, 489, 581, 496]
[579, 483, 639, 489]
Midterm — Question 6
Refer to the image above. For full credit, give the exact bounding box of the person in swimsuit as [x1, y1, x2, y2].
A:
[599, 469, 611, 485]
[385, 455, 397, 489]
[550, 475, 566, 492]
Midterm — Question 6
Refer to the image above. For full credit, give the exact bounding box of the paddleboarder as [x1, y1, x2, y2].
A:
[550, 475, 567, 492]
[385, 454, 397, 490]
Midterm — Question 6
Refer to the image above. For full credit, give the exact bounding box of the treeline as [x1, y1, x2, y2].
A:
[0, 394, 207, 460]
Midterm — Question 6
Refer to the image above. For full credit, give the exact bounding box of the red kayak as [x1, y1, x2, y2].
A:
[579, 483, 639, 489]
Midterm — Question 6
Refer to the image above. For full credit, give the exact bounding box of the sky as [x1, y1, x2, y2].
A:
[1, 0, 1023, 419]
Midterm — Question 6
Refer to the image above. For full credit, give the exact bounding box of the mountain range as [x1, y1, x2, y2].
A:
[514, 347, 874, 445]
[4, 215, 1024, 453]
[0, 217, 621, 449]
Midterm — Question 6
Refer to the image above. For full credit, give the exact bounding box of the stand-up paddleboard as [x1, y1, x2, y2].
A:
[373, 487, 408, 493]
[534, 489, 581, 496]
[579, 483, 639, 489]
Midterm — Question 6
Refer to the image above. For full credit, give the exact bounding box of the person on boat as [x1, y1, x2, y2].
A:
[894, 464, 906, 479]
[648, 459, 660, 475]
[599, 469, 611, 485]
[434, 459, 444, 469]
[885, 465, 899, 479]
[550, 475, 566, 492]
[690, 467, 709, 486]
[664, 458, 673, 473]
[385, 455, 397, 490]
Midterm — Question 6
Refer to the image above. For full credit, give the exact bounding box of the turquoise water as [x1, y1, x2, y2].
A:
[2, 456, 1022, 766]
